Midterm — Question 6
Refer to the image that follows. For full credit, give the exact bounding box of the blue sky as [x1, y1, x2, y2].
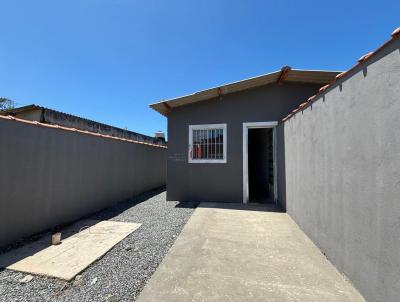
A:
[0, 1, 399, 136]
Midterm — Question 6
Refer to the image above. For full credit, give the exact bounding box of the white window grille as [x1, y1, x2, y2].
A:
[188, 124, 227, 163]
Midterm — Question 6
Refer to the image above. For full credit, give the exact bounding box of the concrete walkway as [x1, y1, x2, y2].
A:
[137, 203, 365, 302]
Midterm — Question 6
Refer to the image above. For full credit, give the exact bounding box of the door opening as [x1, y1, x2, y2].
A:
[243, 122, 277, 204]
[248, 128, 274, 203]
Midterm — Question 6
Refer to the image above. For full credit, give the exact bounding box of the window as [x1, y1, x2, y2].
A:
[188, 124, 227, 163]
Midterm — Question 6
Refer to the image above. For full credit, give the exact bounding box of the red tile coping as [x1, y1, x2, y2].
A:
[357, 52, 374, 63]
[392, 27, 400, 37]
[318, 84, 330, 92]
[307, 95, 316, 102]
[281, 27, 400, 123]
[335, 72, 347, 80]
[0, 115, 167, 149]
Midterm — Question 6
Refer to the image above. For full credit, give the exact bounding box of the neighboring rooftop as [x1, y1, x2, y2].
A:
[150, 68, 341, 116]
[1, 104, 167, 146]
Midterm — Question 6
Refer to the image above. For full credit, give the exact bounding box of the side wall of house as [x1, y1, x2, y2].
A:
[284, 38, 400, 302]
[0, 118, 166, 247]
[167, 82, 321, 204]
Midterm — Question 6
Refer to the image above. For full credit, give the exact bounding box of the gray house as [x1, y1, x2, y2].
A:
[150, 68, 339, 205]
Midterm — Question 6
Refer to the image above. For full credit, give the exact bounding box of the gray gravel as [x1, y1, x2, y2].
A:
[0, 189, 197, 302]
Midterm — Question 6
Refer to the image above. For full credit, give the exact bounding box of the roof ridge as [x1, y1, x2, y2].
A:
[149, 68, 342, 106]
[151, 69, 340, 116]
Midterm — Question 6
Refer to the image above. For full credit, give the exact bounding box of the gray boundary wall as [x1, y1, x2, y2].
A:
[0, 117, 166, 247]
[284, 38, 400, 302]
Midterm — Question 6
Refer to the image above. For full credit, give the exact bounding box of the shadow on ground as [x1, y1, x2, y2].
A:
[0, 186, 166, 265]
[175, 201, 283, 212]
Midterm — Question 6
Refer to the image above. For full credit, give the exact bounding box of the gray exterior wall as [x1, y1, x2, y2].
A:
[0, 117, 166, 247]
[167, 82, 321, 204]
[284, 38, 400, 302]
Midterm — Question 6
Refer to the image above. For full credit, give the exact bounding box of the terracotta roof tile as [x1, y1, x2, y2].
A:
[391, 27, 400, 37]
[357, 51, 374, 63]
[335, 71, 347, 80]
[319, 84, 330, 92]
[308, 95, 317, 102]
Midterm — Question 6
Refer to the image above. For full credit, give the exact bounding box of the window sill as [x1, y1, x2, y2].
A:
[188, 159, 227, 164]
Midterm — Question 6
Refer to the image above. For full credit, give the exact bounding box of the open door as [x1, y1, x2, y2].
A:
[243, 122, 277, 204]
[248, 128, 274, 202]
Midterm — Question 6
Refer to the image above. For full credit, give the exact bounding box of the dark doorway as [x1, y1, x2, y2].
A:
[248, 128, 274, 203]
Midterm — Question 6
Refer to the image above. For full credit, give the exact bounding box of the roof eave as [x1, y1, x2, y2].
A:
[150, 69, 341, 117]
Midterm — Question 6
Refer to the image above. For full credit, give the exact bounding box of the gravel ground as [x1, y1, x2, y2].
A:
[0, 189, 197, 302]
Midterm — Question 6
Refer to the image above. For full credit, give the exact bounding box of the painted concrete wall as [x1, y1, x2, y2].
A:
[167, 82, 321, 204]
[0, 118, 166, 247]
[284, 38, 400, 302]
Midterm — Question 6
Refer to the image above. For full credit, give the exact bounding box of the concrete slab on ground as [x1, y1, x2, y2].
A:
[137, 203, 365, 302]
[0, 220, 141, 281]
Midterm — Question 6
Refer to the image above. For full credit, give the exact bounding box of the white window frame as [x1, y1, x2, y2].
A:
[188, 123, 227, 164]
